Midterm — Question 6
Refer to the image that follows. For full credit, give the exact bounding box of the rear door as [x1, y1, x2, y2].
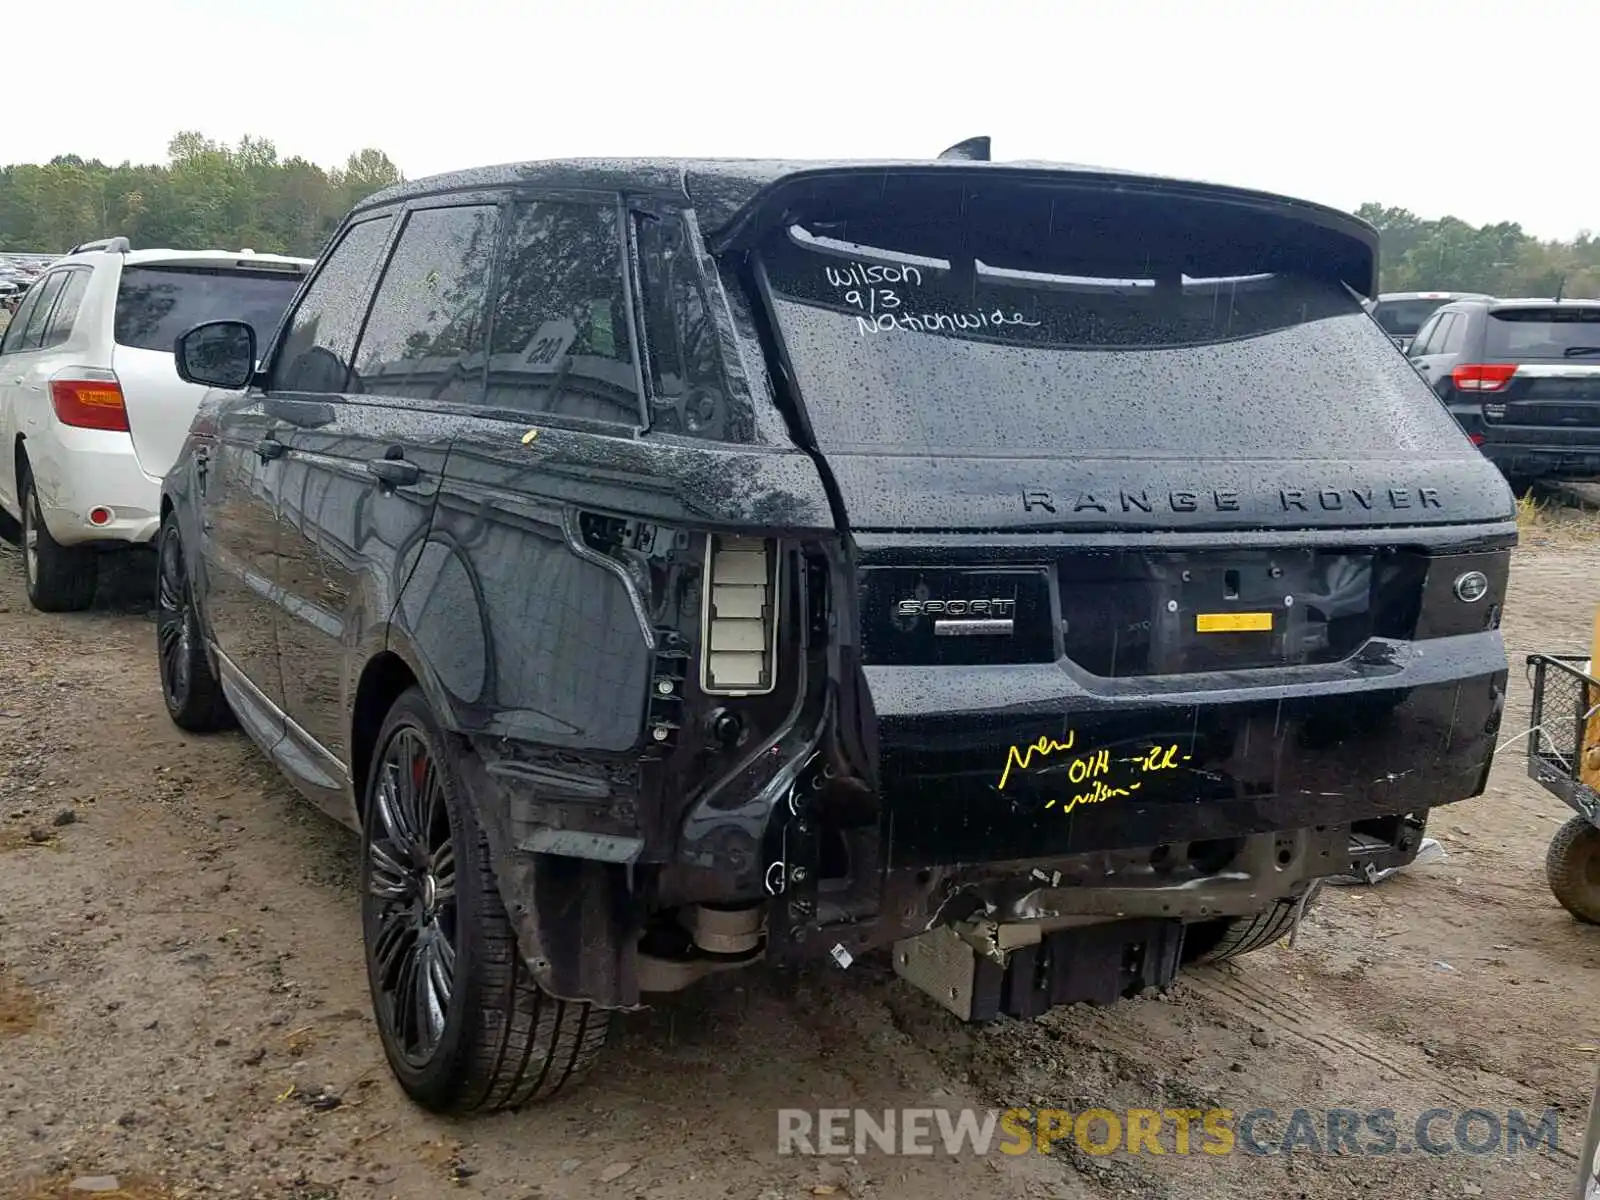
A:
[413, 193, 662, 753]
[0, 275, 57, 517]
[0, 267, 91, 511]
[1408, 308, 1463, 392]
[267, 198, 494, 809]
[111, 257, 308, 484]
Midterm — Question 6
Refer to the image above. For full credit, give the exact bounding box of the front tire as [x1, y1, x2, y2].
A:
[20, 464, 97, 612]
[1546, 815, 1600, 925]
[155, 513, 235, 732]
[361, 687, 609, 1113]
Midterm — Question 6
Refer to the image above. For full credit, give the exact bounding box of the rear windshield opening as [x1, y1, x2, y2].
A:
[758, 202, 1455, 460]
[114, 266, 303, 354]
[1372, 299, 1447, 338]
[1486, 307, 1600, 358]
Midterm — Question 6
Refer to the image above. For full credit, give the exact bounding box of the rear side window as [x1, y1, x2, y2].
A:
[115, 265, 304, 354]
[0, 282, 48, 354]
[271, 217, 394, 393]
[485, 200, 640, 426]
[351, 204, 498, 403]
[41, 269, 90, 349]
[1438, 311, 1467, 355]
[13, 272, 66, 352]
[760, 220, 1461, 459]
[1485, 307, 1600, 358]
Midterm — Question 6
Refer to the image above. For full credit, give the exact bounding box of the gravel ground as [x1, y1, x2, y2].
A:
[1, 522, 1597, 1200]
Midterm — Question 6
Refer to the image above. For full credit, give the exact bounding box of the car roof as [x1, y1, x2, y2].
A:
[1488, 297, 1600, 310]
[354, 155, 1375, 244]
[1376, 291, 1491, 302]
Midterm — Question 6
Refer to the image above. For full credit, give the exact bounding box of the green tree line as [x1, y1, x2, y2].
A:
[0, 132, 403, 258]
[1357, 204, 1599, 298]
[0, 135, 1595, 298]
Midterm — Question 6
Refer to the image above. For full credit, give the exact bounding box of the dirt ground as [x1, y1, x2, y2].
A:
[1, 518, 1598, 1200]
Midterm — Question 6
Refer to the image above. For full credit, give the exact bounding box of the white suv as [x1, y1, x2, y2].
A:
[0, 238, 311, 610]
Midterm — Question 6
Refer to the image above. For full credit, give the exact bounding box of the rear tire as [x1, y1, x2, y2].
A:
[155, 512, 235, 732]
[20, 464, 97, 613]
[1183, 900, 1299, 964]
[361, 687, 609, 1113]
[1546, 815, 1600, 925]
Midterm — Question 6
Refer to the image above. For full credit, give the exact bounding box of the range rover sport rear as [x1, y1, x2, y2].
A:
[702, 166, 1514, 1018]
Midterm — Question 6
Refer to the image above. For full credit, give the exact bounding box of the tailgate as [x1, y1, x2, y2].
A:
[853, 534, 1509, 866]
[739, 169, 1513, 862]
[1483, 362, 1600, 435]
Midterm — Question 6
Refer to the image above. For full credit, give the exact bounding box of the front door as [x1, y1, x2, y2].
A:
[265, 200, 498, 815]
[200, 391, 288, 751]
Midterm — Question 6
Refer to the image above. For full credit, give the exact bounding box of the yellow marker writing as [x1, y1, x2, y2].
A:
[1047, 779, 1141, 814]
[998, 731, 1076, 791]
[1140, 744, 1191, 772]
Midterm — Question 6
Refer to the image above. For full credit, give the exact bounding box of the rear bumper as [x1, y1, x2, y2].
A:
[1477, 441, 1600, 479]
[662, 629, 1505, 967]
[28, 423, 161, 546]
[868, 630, 1505, 866]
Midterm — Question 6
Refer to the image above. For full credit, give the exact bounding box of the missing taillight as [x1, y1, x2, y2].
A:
[700, 535, 779, 696]
[50, 372, 128, 432]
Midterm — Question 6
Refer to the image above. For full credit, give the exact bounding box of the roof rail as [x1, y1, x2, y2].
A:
[68, 236, 131, 255]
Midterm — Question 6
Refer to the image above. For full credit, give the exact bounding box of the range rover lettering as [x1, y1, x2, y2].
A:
[156, 147, 1514, 1114]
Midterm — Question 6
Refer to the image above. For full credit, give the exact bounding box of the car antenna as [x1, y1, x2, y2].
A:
[1554, 274, 1566, 302]
[938, 136, 991, 162]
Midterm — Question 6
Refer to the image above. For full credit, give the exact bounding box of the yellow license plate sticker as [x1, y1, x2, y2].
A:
[1196, 612, 1274, 633]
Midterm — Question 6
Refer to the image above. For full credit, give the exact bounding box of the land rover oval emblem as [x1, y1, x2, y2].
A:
[1454, 571, 1489, 603]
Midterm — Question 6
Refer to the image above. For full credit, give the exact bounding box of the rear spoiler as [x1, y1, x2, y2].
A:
[700, 164, 1380, 300]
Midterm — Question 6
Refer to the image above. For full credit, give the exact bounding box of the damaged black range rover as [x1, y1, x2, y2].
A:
[157, 148, 1514, 1113]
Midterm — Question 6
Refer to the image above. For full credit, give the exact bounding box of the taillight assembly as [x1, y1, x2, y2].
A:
[700, 535, 779, 696]
[1451, 363, 1518, 393]
[49, 369, 127, 432]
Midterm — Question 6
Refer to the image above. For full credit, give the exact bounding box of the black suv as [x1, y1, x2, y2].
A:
[1407, 296, 1600, 484]
[156, 156, 1514, 1114]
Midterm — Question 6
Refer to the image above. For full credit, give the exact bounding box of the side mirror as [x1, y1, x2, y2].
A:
[175, 320, 257, 389]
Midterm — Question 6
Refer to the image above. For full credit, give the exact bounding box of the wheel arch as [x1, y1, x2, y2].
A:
[350, 626, 468, 815]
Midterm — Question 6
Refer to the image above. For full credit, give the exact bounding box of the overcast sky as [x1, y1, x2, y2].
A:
[6, 0, 1596, 239]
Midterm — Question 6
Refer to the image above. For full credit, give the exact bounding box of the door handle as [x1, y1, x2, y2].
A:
[254, 437, 286, 462]
[367, 457, 420, 487]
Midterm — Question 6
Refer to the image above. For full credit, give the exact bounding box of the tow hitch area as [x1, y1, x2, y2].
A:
[893, 918, 1186, 1021]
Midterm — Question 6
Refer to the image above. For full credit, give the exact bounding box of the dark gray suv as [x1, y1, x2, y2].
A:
[156, 154, 1514, 1114]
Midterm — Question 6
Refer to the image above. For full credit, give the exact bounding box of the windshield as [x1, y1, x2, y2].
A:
[115, 265, 303, 354]
[760, 226, 1461, 459]
[1372, 299, 1449, 337]
[1486, 307, 1600, 358]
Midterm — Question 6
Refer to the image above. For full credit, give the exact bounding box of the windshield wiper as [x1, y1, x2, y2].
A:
[1562, 346, 1600, 357]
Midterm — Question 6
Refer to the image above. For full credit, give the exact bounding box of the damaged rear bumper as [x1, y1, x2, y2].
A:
[747, 629, 1504, 968]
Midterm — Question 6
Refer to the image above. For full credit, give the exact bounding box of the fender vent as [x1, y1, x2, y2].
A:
[701, 535, 779, 696]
